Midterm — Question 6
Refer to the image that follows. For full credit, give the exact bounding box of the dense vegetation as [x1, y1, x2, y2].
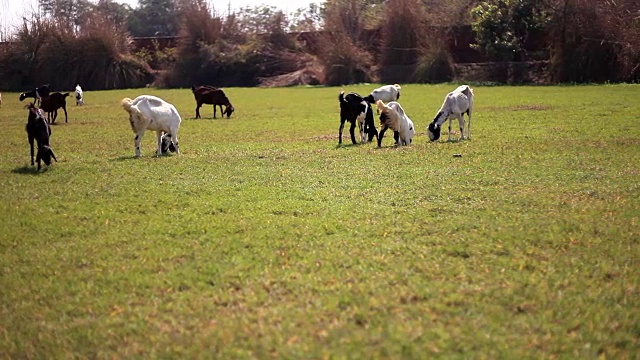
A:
[0, 0, 638, 90]
[0, 84, 638, 358]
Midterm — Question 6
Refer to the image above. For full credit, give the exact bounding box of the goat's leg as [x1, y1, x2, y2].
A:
[378, 125, 388, 147]
[467, 109, 472, 140]
[448, 117, 453, 141]
[213, 105, 217, 119]
[172, 133, 180, 154]
[393, 131, 400, 146]
[156, 131, 163, 157]
[134, 131, 144, 157]
[29, 137, 35, 166]
[349, 122, 356, 145]
[63, 106, 68, 123]
[338, 120, 345, 145]
[358, 120, 365, 143]
[195, 104, 201, 119]
[458, 114, 466, 140]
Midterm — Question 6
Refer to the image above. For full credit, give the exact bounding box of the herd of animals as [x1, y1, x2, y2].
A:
[6, 83, 474, 171]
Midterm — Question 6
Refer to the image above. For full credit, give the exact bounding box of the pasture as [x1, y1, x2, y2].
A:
[0, 84, 638, 358]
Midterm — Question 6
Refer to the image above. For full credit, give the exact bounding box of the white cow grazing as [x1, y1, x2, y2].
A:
[427, 85, 474, 142]
[75, 84, 84, 105]
[121, 95, 181, 157]
[375, 100, 415, 147]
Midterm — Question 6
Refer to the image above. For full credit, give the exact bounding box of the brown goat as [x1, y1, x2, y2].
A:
[40, 92, 69, 124]
[191, 85, 234, 119]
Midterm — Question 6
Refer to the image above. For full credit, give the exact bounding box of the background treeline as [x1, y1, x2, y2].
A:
[0, 0, 637, 91]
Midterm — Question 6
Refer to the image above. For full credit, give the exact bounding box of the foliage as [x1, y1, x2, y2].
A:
[546, 0, 640, 83]
[0, 84, 638, 358]
[471, 0, 549, 61]
[127, 0, 180, 37]
[412, 45, 455, 83]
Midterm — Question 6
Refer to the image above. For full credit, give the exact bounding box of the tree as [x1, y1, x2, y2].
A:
[127, 0, 180, 37]
[471, 0, 549, 61]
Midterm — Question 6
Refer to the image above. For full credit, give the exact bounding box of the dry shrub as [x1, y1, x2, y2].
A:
[548, 0, 639, 83]
[413, 42, 455, 83]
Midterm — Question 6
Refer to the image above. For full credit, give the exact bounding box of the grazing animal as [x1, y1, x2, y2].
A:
[121, 95, 181, 158]
[338, 90, 378, 145]
[427, 85, 474, 142]
[191, 85, 234, 119]
[75, 84, 84, 105]
[19, 84, 51, 104]
[363, 84, 402, 113]
[376, 100, 415, 147]
[26, 104, 57, 170]
[40, 92, 69, 124]
[159, 132, 178, 155]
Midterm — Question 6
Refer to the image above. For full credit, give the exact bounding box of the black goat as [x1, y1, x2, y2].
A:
[26, 104, 57, 170]
[40, 92, 69, 124]
[20, 84, 51, 104]
[338, 91, 378, 145]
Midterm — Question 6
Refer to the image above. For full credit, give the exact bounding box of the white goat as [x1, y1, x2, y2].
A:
[427, 85, 474, 142]
[364, 84, 401, 113]
[375, 100, 415, 147]
[75, 84, 84, 106]
[121, 95, 181, 157]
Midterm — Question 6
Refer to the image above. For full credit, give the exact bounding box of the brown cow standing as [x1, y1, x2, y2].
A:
[191, 85, 234, 119]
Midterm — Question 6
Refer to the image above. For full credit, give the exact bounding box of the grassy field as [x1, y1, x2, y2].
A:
[0, 84, 638, 359]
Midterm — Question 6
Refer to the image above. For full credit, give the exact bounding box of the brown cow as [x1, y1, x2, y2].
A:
[191, 85, 234, 119]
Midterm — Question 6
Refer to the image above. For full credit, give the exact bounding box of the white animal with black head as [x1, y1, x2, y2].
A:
[427, 85, 474, 142]
[375, 100, 415, 147]
[363, 84, 401, 113]
[121, 95, 181, 157]
[75, 84, 84, 105]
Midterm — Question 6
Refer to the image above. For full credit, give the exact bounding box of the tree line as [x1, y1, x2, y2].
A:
[0, 0, 637, 91]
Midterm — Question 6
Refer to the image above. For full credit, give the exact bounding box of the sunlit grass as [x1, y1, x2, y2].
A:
[0, 84, 638, 358]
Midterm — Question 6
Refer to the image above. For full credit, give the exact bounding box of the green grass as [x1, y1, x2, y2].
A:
[0, 84, 638, 359]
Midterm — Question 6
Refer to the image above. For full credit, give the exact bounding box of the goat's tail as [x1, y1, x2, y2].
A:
[121, 97, 135, 112]
[375, 99, 387, 113]
[338, 89, 345, 103]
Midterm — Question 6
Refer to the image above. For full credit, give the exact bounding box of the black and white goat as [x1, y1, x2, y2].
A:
[338, 90, 378, 145]
[375, 100, 415, 147]
[75, 84, 84, 106]
[121, 95, 181, 157]
[19, 84, 51, 105]
[427, 85, 474, 142]
[364, 84, 401, 114]
[26, 103, 57, 170]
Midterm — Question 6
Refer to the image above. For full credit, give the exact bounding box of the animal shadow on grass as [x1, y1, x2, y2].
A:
[11, 165, 51, 175]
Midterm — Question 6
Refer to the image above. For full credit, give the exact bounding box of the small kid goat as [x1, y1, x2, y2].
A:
[338, 90, 377, 145]
[75, 84, 84, 105]
[376, 100, 415, 147]
[121, 95, 181, 158]
[26, 104, 57, 170]
[427, 85, 474, 142]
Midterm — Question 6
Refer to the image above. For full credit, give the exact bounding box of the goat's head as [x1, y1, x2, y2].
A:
[225, 105, 235, 118]
[160, 134, 177, 154]
[37, 146, 57, 167]
[427, 121, 441, 141]
[19, 93, 29, 101]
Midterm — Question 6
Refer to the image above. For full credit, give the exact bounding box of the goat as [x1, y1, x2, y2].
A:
[26, 104, 57, 170]
[191, 85, 234, 119]
[19, 84, 51, 104]
[376, 100, 415, 147]
[363, 84, 401, 114]
[75, 84, 84, 105]
[338, 90, 378, 145]
[40, 92, 69, 124]
[121, 95, 181, 158]
[427, 85, 474, 142]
